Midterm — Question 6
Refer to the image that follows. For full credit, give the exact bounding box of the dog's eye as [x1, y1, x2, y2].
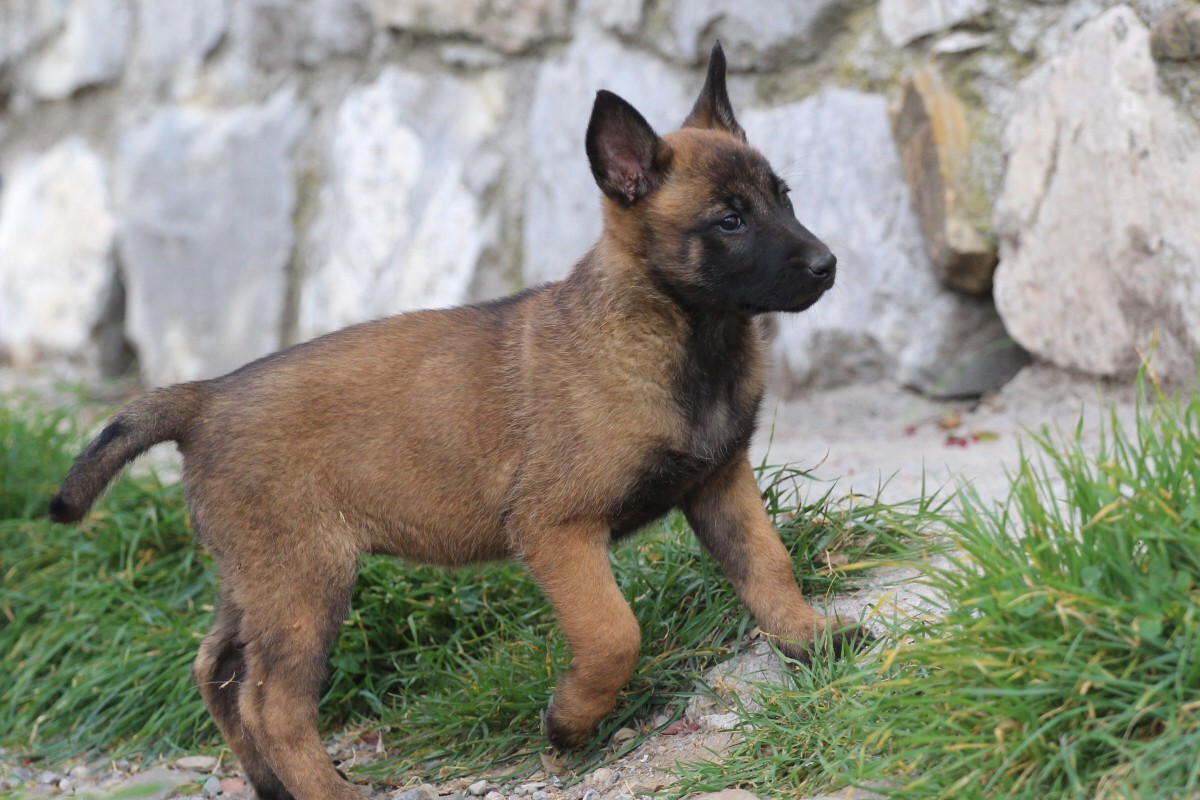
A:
[780, 186, 793, 206]
[717, 214, 744, 232]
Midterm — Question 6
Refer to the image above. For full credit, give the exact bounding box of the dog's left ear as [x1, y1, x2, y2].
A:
[586, 90, 669, 206]
[682, 41, 746, 141]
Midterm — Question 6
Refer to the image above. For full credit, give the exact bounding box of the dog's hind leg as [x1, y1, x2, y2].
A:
[522, 528, 642, 750]
[229, 548, 360, 800]
[193, 588, 294, 800]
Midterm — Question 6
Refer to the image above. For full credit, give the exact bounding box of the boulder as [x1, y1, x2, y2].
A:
[369, 0, 570, 54]
[0, 2, 67, 70]
[878, 0, 989, 47]
[131, 0, 227, 78]
[115, 91, 308, 386]
[890, 64, 996, 294]
[233, 0, 372, 70]
[523, 27, 692, 286]
[1151, 4, 1200, 62]
[0, 139, 121, 375]
[994, 6, 1200, 380]
[745, 89, 1025, 396]
[650, 0, 854, 69]
[28, 0, 132, 99]
[298, 68, 505, 339]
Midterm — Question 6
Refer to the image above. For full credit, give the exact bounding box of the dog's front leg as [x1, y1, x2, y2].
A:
[522, 527, 641, 749]
[684, 454, 867, 664]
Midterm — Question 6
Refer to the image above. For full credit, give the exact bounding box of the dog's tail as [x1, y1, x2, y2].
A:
[49, 382, 210, 524]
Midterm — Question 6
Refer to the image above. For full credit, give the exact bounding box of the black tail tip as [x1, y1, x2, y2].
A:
[48, 493, 83, 524]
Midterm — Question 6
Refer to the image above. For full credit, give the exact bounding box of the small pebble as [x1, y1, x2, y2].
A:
[589, 768, 613, 787]
[468, 779, 489, 796]
[532, 792, 550, 800]
[610, 727, 637, 745]
[582, 789, 600, 800]
[12, 767, 33, 782]
[392, 784, 439, 800]
[38, 771, 60, 785]
[176, 756, 220, 773]
[484, 792, 505, 800]
[58, 777, 74, 792]
[202, 775, 223, 797]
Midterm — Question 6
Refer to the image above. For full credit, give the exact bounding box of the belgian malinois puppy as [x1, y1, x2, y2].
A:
[51, 43, 852, 800]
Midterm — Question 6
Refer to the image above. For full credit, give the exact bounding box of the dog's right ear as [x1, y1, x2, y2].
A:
[586, 90, 668, 207]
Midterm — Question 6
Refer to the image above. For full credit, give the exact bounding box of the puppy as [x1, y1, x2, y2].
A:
[51, 43, 848, 800]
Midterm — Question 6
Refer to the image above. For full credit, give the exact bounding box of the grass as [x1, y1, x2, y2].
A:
[680, 373, 1200, 799]
[0, 395, 926, 783]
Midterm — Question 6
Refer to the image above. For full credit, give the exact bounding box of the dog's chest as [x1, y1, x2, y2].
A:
[607, 319, 762, 537]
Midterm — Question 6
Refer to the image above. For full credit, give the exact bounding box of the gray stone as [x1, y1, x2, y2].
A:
[581, 0, 643, 36]
[652, 0, 853, 68]
[392, 784, 439, 800]
[1151, 4, 1200, 61]
[298, 68, 504, 339]
[0, 138, 120, 375]
[132, 0, 227, 79]
[744, 89, 1017, 395]
[468, 780, 489, 796]
[0, 2, 67, 69]
[116, 91, 307, 385]
[523, 26, 691, 287]
[174, 756, 219, 773]
[889, 64, 996, 294]
[688, 791, 763, 800]
[202, 774, 222, 797]
[234, 0, 372, 70]
[994, 6, 1200, 380]
[369, 0, 570, 54]
[29, 0, 132, 99]
[878, 0, 989, 47]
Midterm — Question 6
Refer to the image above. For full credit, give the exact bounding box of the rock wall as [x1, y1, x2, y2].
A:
[1, 0, 1197, 391]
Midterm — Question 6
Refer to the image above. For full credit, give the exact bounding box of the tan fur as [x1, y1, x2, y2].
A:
[51, 45, 858, 800]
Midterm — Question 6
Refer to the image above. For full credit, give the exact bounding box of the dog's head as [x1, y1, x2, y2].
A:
[586, 43, 836, 316]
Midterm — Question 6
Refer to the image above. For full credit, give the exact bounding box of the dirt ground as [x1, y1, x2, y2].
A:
[1, 364, 1140, 799]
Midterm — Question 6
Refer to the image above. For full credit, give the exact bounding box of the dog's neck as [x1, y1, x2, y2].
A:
[574, 234, 756, 341]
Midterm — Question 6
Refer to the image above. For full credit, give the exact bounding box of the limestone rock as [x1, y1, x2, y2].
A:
[1151, 4, 1200, 61]
[652, 0, 853, 68]
[878, 0, 989, 47]
[994, 6, 1200, 380]
[0, 2, 67, 69]
[523, 27, 691, 286]
[29, 0, 132, 99]
[298, 68, 505, 339]
[745, 89, 1023, 396]
[116, 91, 307, 386]
[235, 0, 372, 70]
[132, 0, 227, 78]
[890, 65, 996, 294]
[0, 139, 120, 375]
[580, 0, 643, 36]
[369, 0, 570, 54]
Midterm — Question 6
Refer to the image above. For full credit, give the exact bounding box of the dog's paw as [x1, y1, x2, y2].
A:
[774, 620, 877, 666]
[543, 702, 589, 751]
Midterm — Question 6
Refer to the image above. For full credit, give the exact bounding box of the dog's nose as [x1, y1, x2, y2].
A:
[807, 251, 837, 278]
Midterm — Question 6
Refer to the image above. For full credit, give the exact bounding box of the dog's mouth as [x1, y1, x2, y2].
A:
[738, 277, 833, 315]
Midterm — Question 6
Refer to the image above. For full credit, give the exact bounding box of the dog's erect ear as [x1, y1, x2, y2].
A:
[586, 90, 668, 206]
[682, 41, 746, 141]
